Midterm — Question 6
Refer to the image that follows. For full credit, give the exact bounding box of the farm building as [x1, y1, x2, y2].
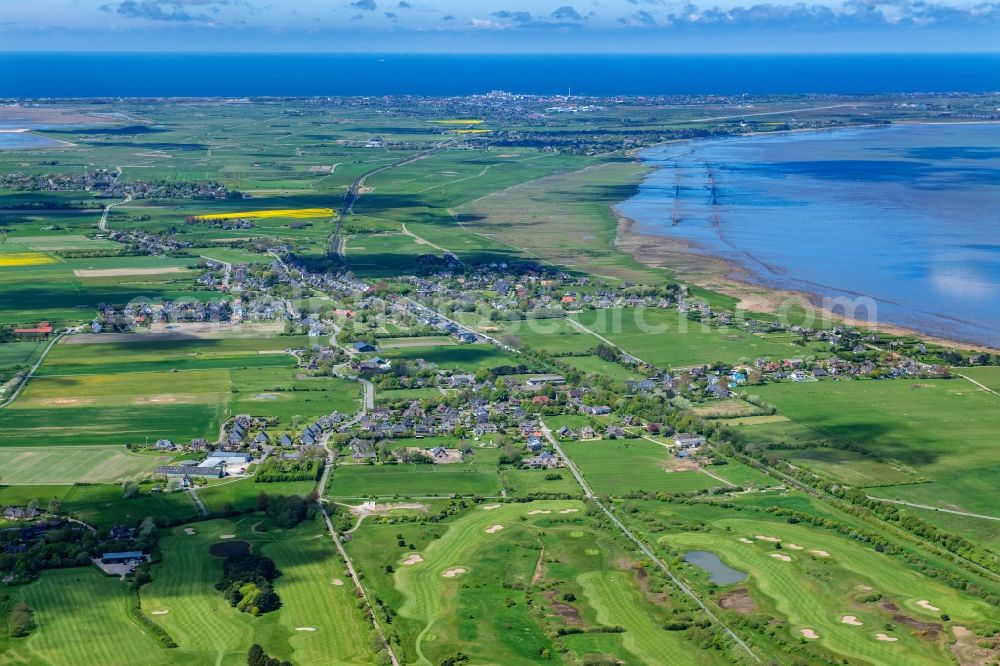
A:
[526, 374, 566, 387]
[156, 465, 224, 478]
[101, 551, 145, 565]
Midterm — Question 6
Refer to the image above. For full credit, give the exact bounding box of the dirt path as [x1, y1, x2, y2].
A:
[563, 316, 650, 366]
[400, 222, 454, 257]
[955, 373, 1000, 399]
[700, 467, 737, 488]
[866, 496, 1000, 522]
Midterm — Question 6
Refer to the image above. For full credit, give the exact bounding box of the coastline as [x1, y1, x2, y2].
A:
[612, 132, 1000, 355]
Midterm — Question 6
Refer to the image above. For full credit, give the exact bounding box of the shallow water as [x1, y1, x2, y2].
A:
[0, 132, 65, 150]
[684, 550, 747, 584]
[619, 124, 1000, 348]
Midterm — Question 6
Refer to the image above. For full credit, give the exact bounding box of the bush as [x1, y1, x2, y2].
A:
[8, 602, 35, 638]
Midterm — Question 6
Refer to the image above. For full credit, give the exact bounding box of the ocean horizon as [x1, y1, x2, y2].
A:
[2, 52, 1000, 97]
[619, 122, 1000, 349]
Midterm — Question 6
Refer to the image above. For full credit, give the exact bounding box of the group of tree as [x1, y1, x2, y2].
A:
[253, 459, 322, 483]
[217, 554, 282, 616]
[247, 645, 291, 666]
[255, 493, 314, 528]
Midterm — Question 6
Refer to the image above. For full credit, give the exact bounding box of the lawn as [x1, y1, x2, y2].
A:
[661, 516, 997, 666]
[143, 517, 372, 665]
[7, 569, 173, 666]
[503, 468, 582, 497]
[745, 378, 1000, 513]
[346, 499, 720, 665]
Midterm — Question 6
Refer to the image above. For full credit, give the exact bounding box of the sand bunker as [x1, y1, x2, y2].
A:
[810, 549, 830, 557]
[485, 524, 504, 534]
[295, 627, 317, 632]
[770, 553, 792, 562]
[800, 629, 819, 639]
[738, 537, 754, 544]
[442, 567, 468, 578]
[220, 534, 236, 539]
[841, 615, 863, 626]
[331, 579, 344, 586]
[916, 600, 940, 612]
[151, 610, 170, 616]
[184, 527, 196, 535]
[481, 504, 502, 511]
[526, 510, 551, 515]
[559, 508, 579, 514]
[756, 535, 781, 542]
[786, 543, 804, 550]
[402, 553, 424, 566]
[875, 633, 898, 642]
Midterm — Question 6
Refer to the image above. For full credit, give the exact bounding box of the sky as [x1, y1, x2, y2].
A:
[1, 0, 998, 52]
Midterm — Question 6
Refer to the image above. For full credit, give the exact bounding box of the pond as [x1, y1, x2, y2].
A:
[684, 550, 747, 585]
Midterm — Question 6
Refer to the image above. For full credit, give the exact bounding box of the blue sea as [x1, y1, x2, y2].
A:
[2, 53, 1000, 97]
[618, 123, 1000, 348]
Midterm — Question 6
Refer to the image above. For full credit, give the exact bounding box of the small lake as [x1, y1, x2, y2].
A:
[684, 550, 747, 584]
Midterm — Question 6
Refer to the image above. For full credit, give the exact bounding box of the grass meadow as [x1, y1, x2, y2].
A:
[570, 308, 825, 367]
[744, 378, 1000, 514]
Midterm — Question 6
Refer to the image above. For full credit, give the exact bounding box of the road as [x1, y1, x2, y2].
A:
[187, 486, 208, 516]
[314, 388, 400, 666]
[401, 297, 520, 354]
[330, 137, 460, 256]
[98, 193, 132, 232]
[689, 103, 861, 123]
[0, 331, 66, 409]
[539, 421, 761, 662]
[200, 255, 232, 290]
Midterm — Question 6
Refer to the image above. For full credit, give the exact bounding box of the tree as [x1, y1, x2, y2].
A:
[46, 499, 61, 515]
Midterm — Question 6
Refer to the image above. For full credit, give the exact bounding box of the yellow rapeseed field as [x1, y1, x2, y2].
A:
[0, 252, 59, 267]
[452, 129, 492, 134]
[195, 208, 334, 221]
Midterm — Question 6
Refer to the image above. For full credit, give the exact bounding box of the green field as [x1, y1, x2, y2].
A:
[0, 446, 174, 485]
[744, 379, 1000, 513]
[328, 463, 501, 498]
[61, 483, 201, 529]
[560, 438, 726, 495]
[571, 309, 825, 368]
